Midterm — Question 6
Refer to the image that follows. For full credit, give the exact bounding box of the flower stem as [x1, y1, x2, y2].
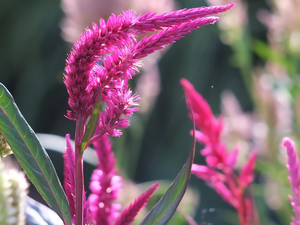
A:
[75, 113, 84, 225]
[75, 152, 84, 225]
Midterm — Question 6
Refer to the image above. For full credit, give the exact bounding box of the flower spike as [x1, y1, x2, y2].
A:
[64, 3, 235, 136]
[115, 183, 159, 225]
[62, 3, 236, 224]
[283, 137, 300, 224]
[181, 78, 256, 225]
[88, 134, 122, 225]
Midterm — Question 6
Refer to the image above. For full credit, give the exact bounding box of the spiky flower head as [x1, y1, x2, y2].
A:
[63, 3, 235, 144]
[283, 137, 300, 225]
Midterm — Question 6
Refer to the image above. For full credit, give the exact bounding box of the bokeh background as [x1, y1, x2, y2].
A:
[1, 0, 298, 224]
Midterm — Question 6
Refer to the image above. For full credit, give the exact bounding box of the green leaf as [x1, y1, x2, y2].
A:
[139, 99, 196, 225]
[0, 83, 71, 225]
[80, 93, 102, 152]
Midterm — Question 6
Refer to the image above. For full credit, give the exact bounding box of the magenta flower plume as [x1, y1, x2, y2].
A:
[63, 3, 235, 224]
[181, 78, 225, 168]
[181, 78, 257, 225]
[240, 151, 257, 188]
[88, 134, 122, 225]
[115, 182, 159, 225]
[63, 134, 89, 224]
[63, 3, 235, 142]
[283, 137, 300, 225]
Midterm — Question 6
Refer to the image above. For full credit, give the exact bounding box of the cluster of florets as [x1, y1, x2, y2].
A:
[283, 138, 300, 225]
[62, 3, 235, 225]
[63, 3, 235, 142]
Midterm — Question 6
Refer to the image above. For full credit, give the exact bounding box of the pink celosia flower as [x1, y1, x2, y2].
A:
[181, 78, 226, 168]
[88, 134, 122, 225]
[181, 78, 257, 225]
[240, 151, 257, 188]
[283, 137, 300, 225]
[62, 3, 236, 224]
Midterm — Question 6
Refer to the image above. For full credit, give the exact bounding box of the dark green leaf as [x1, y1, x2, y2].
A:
[139, 98, 196, 225]
[0, 83, 71, 225]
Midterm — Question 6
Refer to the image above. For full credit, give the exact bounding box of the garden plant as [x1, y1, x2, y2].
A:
[1, 1, 300, 225]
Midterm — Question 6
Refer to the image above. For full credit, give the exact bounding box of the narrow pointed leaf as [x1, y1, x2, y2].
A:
[139, 97, 196, 225]
[80, 93, 102, 152]
[0, 83, 71, 225]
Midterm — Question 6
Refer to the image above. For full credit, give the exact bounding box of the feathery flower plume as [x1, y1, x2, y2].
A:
[283, 137, 300, 225]
[63, 134, 89, 224]
[181, 78, 225, 168]
[63, 3, 235, 143]
[0, 133, 12, 158]
[115, 182, 159, 225]
[181, 78, 256, 225]
[88, 134, 122, 225]
[63, 3, 235, 224]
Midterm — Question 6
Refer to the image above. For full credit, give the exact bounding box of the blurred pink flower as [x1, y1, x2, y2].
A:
[181, 78, 257, 225]
[283, 137, 300, 225]
[62, 3, 236, 224]
[64, 4, 234, 144]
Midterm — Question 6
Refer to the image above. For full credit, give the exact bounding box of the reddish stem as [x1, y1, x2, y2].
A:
[75, 113, 84, 225]
[225, 171, 249, 225]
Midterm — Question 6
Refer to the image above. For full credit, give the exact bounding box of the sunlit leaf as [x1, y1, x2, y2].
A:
[0, 83, 71, 225]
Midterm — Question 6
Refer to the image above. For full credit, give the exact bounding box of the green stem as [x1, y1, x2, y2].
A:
[75, 113, 84, 225]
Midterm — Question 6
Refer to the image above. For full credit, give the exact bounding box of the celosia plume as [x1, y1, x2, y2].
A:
[181, 78, 226, 168]
[63, 3, 235, 145]
[181, 78, 256, 225]
[240, 151, 257, 188]
[62, 3, 235, 224]
[283, 137, 300, 225]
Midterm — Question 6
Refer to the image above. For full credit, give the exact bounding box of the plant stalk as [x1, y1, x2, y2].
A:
[75, 152, 84, 225]
[75, 113, 84, 225]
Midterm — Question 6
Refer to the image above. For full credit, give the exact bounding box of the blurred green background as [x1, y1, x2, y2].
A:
[1, 0, 289, 224]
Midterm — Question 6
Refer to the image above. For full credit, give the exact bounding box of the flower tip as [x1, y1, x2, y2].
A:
[180, 78, 188, 85]
[228, 2, 236, 9]
[151, 182, 159, 191]
[180, 78, 192, 91]
[210, 17, 220, 25]
[282, 137, 295, 150]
